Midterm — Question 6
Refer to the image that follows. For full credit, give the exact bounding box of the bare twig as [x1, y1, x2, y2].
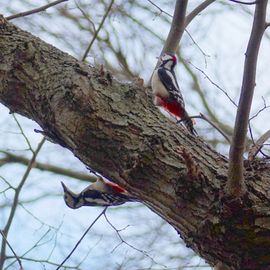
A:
[74, 1, 96, 32]
[0, 230, 23, 269]
[228, 0, 259, 5]
[184, 30, 210, 65]
[6, 0, 68, 21]
[147, 0, 173, 17]
[181, 60, 234, 136]
[248, 130, 270, 161]
[104, 212, 165, 267]
[191, 114, 231, 143]
[0, 137, 46, 270]
[249, 96, 270, 121]
[56, 207, 107, 270]
[81, 0, 115, 61]
[248, 97, 269, 154]
[249, 120, 270, 159]
[227, 0, 268, 197]
[6, 256, 78, 269]
[248, 97, 269, 152]
[12, 115, 34, 154]
[187, 61, 237, 107]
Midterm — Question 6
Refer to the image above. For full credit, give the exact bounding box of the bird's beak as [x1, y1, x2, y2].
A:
[61, 181, 79, 197]
[61, 181, 68, 192]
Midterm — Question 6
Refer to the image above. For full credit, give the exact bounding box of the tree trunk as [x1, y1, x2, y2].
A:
[1, 17, 270, 269]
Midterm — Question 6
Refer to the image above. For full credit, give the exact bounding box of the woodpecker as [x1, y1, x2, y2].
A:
[61, 177, 137, 208]
[151, 53, 196, 135]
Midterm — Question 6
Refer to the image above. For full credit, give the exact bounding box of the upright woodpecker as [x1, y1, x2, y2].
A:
[151, 53, 196, 135]
[61, 177, 137, 208]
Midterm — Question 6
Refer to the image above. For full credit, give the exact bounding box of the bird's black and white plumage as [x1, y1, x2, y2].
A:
[61, 177, 137, 208]
[151, 53, 196, 135]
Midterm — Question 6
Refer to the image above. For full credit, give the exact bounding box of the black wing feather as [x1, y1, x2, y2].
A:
[157, 68, 184, 106]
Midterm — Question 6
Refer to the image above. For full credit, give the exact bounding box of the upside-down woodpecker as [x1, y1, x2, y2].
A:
[61, 177, 137, 208]
[151, 53, 196, 135]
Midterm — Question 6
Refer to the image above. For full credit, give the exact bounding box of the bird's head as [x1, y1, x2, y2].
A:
[159, 53, 177, 68]
[61, 182, 83, 209]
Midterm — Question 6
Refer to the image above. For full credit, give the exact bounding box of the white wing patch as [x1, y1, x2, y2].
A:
[156, 68, 185, 108]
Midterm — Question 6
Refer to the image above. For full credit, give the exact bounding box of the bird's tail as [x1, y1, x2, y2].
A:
[178, 111, 197, 135]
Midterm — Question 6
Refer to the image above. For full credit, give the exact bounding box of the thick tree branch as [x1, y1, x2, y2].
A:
[161, 0, 188, 54]
[1, 18, 270, 269]
[5, 0, 68, 21]
[227, 0, 268, 197]
[150, 0, 188, 83]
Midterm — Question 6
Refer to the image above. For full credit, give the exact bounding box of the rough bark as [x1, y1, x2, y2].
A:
[1, 18, 270, 269]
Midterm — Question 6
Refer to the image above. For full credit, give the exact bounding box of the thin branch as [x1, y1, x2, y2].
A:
[74, 1, 97, 32]
[248, 97, 269, 156]
[0, 137, 46, 270]
[248, 130, 270, 161]
[184, 30, 210, 64]
[181, 59, 233, 136]
[103, 212, 164, 267]
[0, 176, 15, 190]
[228, 0, 259, 5]
[0, 230, 23, 270]
[227, 0, 268, 197]
[191, 114, 231, 143]
[249, 96, 270, 121]
[186, 0, 216, 27]
[12, 115, 34, 153]
[5, 0, 68, 21]
[187, 61, 237, 107]
[0, 151, 97, 183]
[147, 0, 173, 17]
[81, 0, 115, 61]
[6, 256, 79, 269]
[56, 207, 107, 270]
[248, 124, 270, 160]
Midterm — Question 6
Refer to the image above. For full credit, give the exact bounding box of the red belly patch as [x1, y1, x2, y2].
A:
[157, 98, 184, 119]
